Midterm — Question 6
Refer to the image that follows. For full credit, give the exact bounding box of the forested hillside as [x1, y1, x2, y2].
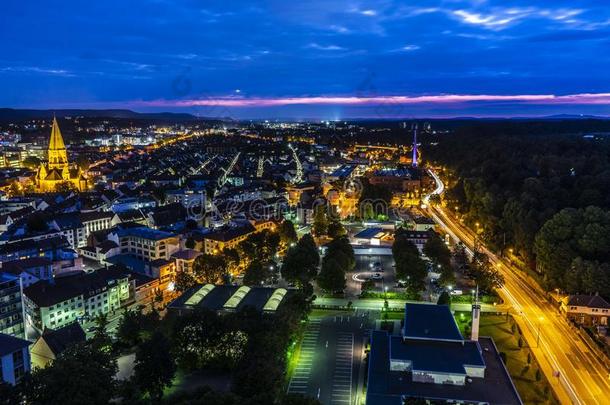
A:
[427, 130, 610, 298]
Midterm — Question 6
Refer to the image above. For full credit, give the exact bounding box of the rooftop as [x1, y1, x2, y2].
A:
[0, 333, 30, 357]
[115, 226, 176, 241]
[170, 284, 293, 313]
[39, 322, 86, 356]
[354, 227, 387, 239]
[171, 249, 202, 261]
[390, 335, 484, 374]
[24, 266, 129, 307]
[403, 303, 463, 342]
[567, 294, 610, 309]
[367, 331, 521, 405]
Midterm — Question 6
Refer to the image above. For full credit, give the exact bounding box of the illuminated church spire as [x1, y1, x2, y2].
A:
[47, 116, 68, 169]
[412, 123, 418, 167]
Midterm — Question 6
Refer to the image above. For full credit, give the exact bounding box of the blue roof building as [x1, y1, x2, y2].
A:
[366, 303, 522, 404]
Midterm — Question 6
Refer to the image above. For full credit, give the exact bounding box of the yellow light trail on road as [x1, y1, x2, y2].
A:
[427, 169, 610, 404]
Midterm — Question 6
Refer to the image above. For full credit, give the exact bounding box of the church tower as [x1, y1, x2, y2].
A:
[411, 124, 418, 167]
[47, 117, 69, 169]
[36, 116, 86, 192]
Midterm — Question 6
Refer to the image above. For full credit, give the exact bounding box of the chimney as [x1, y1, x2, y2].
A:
[471, 285, 481, 341]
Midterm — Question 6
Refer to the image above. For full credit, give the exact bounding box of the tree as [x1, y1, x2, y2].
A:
[469, 252, 505, 293]
[238, 230, 279, 265]
[192, 254, 227, 284]
[423, 233, 451, 268]
[325, 236, 355, 272]
[281, 393, 322, 405]
[185, 237, 195, 249]
[281, 234, 320, 287]
[317, 257, 346, 292]
[75, 155, 90, 172]
[55, 181, 78, 193]
[437, 291, 451, 306]
[358, 177, 392, 207]
[0, 382, 20, 405]
[312, 204, 328, 236]
[174, 269, 197, 292]
[535, 206, 610, 294]
[393, 231, 427, 294]
[278, 220, 298, 246]
[117, 309, 143, 348]
[7, 182, 23, 197]
[327, 220, 347, 239]
[134, 331, 176, 401]
[453, 243, 468, 268]
[243, 261, 269, 286]
[438, 265, 456, 288]
[28, 343, 117, 405]
[22, 155, 41, 169]
[361, 279, 375, 294]
[171, 309, 225, 371]
[91, 313, 111, 350]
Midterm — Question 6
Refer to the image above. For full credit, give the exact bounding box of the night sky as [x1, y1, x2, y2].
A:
[2, 0, 610, 119]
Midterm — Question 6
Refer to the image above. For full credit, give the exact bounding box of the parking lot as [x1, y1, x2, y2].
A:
[345, 254, 396, 297]
[287, 311, 375, 404]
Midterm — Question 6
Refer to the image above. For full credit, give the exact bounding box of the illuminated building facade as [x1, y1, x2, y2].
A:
[36, 117, 87, 192]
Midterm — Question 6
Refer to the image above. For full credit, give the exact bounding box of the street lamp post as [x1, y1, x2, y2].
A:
[537, 316, 544, 347]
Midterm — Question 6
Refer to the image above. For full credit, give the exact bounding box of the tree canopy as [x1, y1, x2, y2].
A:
[535, 206, 610, 296]
[134, 331, 176, 400]
[281, 233, 320, 287]
[278, 220, 298, 246]
[427, 130, 610, 297]
[28, 343, 117, 405]
[393, 230, 427, 294]
[192, 254, 227, 284]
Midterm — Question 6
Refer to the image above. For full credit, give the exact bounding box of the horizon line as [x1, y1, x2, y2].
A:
[132, 92, 610, 108]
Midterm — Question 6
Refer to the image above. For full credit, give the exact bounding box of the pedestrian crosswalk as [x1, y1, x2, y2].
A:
[287, 318, 322, 395]
[331, 332, 353, 404]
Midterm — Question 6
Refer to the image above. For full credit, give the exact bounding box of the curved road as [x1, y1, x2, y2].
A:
[427, 170, 610, 404]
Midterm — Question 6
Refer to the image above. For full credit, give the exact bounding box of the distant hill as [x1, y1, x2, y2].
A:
[0, 108, 200, 122]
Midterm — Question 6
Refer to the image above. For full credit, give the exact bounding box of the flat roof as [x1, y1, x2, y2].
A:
[390, 336, 484, 374]
[404, 303, 463, 342]
[115, 226, 176, 241]
[367, 332, 522, 405]
[354, 227, 386, 239]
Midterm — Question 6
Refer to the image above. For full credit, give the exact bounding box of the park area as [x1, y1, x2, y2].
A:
[454, 311, 559, 405]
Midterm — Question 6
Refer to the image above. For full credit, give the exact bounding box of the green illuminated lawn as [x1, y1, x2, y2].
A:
[454, 312, 559, 405]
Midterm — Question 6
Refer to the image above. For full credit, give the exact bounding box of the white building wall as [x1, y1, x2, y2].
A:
[412, 370, 465, 385]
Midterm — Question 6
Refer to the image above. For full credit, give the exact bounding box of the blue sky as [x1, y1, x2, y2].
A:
[2, 0, 610, 119]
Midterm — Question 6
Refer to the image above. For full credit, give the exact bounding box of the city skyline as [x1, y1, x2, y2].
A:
[2, 0, 610, 118]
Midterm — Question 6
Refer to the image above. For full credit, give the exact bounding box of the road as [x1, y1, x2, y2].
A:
[314, 296, 504, 313]
[427, 171, 610, 404]
[287, 310, 376, 404]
